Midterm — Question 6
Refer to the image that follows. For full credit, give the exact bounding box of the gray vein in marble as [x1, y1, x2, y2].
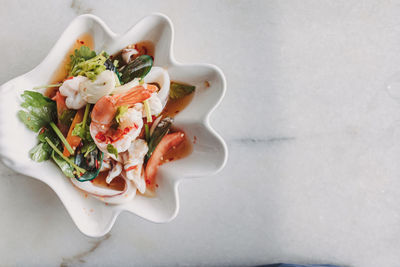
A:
[70, 0, 93, 15]
[234, 136, 295, 144]
[60, 233, 110, 267]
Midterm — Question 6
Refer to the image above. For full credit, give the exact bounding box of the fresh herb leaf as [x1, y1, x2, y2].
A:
[69, 50, 108, 80]
[17, 91, 57, 132]
[59, 109, 77, 128]
[72, 104, 92, 140]
[115, 105, 129, 124]
[169, 82, 195, 100]
[45, 137, 86, 175]
[29, 142, 52, 162]
[81, 142, 97, 157]
[29, 127, 60, 162]
[69, 46, 96, 72]
[107, 144, 118, 158]
[49, 122, 74, 155]
[51, 151, 75, 178]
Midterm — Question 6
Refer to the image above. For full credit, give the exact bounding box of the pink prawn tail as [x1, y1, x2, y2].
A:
[116, 86, 153, 106]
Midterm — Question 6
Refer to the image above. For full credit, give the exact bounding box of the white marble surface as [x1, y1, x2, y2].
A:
[1, 0, 400, 266]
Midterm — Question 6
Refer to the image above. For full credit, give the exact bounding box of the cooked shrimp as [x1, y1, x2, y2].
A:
[90, 86, 156, 154]
[59, 76, 88, 109]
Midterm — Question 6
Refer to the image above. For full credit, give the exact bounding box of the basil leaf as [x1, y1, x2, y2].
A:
[169, 82, 195, 100]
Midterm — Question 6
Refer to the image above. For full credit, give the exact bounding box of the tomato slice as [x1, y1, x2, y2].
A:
[145, 131, 185, 192]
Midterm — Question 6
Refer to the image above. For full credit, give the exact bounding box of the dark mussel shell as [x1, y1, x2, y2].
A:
[74, 148, 104, 182]
[120, 55, 153, 84]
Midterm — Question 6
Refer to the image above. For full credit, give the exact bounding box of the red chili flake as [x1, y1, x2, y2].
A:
[145, 179, 151, 185]
[175, 110, 179, 114]
[95, 159, 99, 169]
[95, 132, 106, 142]
[133, 123, 138, 129]
[39, 127, 46, 134]
[80, 41, 84, 44]
[124, 127, 131, 134]
[125, 165, 137, 172]
[169, 158, 174, 161]
[105, 203, 108, 206]
[65, 76, 74, 81]
[156, 184, 159, 188]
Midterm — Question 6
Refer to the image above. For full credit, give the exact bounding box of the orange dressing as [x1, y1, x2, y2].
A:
[91, 171, 125, 191]
[45, 33, 94, 97]
[161, 90, 195, 118]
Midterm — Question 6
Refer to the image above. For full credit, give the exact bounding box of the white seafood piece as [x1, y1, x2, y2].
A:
[90, 107, 143, 154]
[101, 177, 137, 205]
[106, 161, 123, 184]
[111, 78, 140, 95]
[143, 93, 162, 117]
[79, 70, 115, 103]
[123, 139, 148, 193]
[59, 76, 88, 109]
[122, 48, 139, 64]
[125, 165, 146, 194]
[143, 67, 170, 107]
[70, 174, 137, 205]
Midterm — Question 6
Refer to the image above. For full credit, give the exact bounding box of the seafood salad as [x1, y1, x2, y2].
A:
[18, 39, 195, 204]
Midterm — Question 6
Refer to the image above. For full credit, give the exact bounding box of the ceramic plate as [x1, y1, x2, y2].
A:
[0, 13, 227, 237]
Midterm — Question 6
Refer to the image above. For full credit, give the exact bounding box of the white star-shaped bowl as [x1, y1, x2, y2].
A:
[0, 14, 227, 237]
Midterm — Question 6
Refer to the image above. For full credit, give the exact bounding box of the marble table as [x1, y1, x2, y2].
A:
[1, 0, 400, 266]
